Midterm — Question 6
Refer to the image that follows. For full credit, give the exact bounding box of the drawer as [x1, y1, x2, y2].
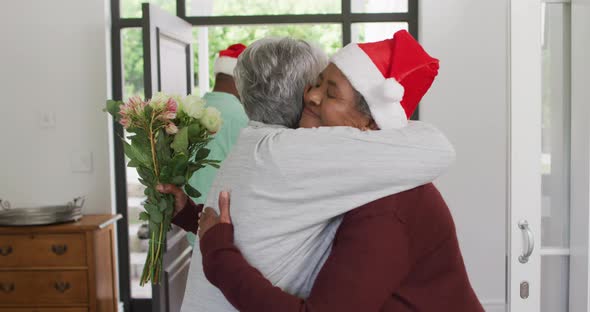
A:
[0, 271, 88, 305]
[0, 234, 86, 267]
[0, 309, 87, 312]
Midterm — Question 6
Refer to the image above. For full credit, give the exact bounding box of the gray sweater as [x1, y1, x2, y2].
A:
[180, 121, 455, 312]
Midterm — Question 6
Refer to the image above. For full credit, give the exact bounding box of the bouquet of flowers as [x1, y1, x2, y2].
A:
[105, 92, 222, 285]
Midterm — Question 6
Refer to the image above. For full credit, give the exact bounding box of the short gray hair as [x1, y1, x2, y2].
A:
[354, 90, 372, 119]
[234, 37, 328, 128]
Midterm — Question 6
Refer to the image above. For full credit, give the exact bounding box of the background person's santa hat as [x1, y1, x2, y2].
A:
[213, 43, 247, 77]
[330, 30, 439, 129]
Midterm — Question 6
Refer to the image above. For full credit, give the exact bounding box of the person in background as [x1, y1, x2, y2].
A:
[164, 43, 249, 246]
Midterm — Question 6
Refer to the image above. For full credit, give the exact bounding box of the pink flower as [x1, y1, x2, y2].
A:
[155, 97, 178, 121]
[121, 96, 146, 118]
[165, 123, 178, 134]
[120, 117, 130, 129]
[166, 98, 177, 113]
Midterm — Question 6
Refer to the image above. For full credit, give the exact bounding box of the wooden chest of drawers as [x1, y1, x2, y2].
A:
[0, 215, 121, 312]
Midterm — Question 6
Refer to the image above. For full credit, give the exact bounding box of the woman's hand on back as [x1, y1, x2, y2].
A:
[198, 191, 232, 239]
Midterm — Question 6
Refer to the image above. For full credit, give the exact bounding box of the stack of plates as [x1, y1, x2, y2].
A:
[0, 197, 85, 226]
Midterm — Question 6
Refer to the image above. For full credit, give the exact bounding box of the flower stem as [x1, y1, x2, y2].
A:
[154, 222, 164, 274]
[149, 114, 159, 178]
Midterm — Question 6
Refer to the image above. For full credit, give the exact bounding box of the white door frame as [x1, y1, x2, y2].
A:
[568, 0, 590, 310]
[510, 0, 590, 311]
[508, 0, 543, 311]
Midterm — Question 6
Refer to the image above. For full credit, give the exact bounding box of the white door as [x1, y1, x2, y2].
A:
[508, 0, 543, 310]
[509, 0, 574, 311]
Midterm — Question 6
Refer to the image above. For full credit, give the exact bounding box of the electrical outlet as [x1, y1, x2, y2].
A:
[71, 151, 93, 173]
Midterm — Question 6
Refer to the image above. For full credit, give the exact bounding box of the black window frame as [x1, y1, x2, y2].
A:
[110, 0, 418, 310]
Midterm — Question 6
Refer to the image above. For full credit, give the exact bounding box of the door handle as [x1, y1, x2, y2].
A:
[0, 282, 15, 293]
[54, 281, 71, 293]
[51, 244, 68, 255]
[518, 220, 535, 263]
[0, 246, 12, 256]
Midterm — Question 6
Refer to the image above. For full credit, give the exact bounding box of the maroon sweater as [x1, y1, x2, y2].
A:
[173, 183, 483, 311]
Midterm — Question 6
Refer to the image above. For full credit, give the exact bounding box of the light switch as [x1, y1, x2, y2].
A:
[71, 151, 93, 173]
[39, 111, 56, 128]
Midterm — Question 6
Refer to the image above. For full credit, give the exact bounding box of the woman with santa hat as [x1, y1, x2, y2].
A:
[165, 31, 483, 311]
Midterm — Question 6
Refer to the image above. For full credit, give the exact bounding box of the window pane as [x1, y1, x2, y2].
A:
[121, 0, 175, 18]
[187, 0, 340, 16]
[193, 24, 342, 95]
[541, 256, 569, 312]
[121, 28, 151, 299]
[122, 28, 144, 101]
[351, 0, 408, 13]
[351, 22, 408, 43]
[541, 3, 571, 248]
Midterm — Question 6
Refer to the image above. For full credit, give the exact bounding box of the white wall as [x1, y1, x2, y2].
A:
[420, 1, 508, 311]
[0, 0, 113, 214]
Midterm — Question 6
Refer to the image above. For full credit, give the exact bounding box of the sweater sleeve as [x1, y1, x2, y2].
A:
[200, 206, 410, 312]
[249, 121, 456, 222]
[171, 199, 203, 234]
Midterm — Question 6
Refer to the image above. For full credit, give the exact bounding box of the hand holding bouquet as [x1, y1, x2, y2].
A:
[105, 92, 222, 285]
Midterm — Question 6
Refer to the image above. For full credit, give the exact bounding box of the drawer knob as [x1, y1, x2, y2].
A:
[0, 246, 12, 256]
[0, 282, 15, 293]
[51, 244, 68, 255]
[54, 281, 70, 293]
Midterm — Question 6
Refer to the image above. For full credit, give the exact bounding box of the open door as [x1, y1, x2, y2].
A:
[142, 3, 194, 312]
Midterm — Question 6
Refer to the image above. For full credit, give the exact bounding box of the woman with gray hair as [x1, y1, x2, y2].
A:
[234, 37, 328, 129]
[162, 34, 459, 311]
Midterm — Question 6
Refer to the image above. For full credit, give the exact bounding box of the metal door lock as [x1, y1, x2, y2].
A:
[520, 281, 529, 299]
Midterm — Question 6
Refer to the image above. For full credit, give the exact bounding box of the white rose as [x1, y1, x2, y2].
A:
[182, 94, 205, 119]
[201, 107, 222, 133]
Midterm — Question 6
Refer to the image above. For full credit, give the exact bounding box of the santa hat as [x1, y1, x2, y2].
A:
[213, 43, 247, 77]
[330, 30, 439, 129]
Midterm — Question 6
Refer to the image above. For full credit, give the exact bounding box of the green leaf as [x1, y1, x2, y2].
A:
[194, 148, 210, 161]
[149, 222, 159, 233]
[172, 154, 189, 176]
[158, 197, 168, 210]
[127, 159, 141, 167]
[184, 183, 201, 198]
[150, 211, 163, 223]
[139, 211, 150, 221]
[128, 129, 151, 148]
[156, 130, 171, 163]
[144, 187, 156, 198]
[171, 127, 189, 155]
[123, 141, 151, 168]
[187, 123, 204, 143]
[170, 176, 186, 185]
[159, 165, 172, 183]
[137, 166, 156, 185]
[105, 100, 123, 117]
[144, 203, 158, 214]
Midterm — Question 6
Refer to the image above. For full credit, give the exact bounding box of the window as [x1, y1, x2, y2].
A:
[111, 0, 418, 309]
